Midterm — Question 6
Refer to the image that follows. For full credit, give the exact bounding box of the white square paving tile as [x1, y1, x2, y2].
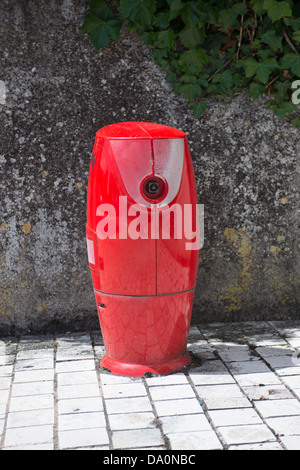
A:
[57, 370, 98, 386]
[204, 397, 252, 410]
[228, 442, 283, 450]
[17, 348, 54, 361]
[280, 435, 300, 450]
[189, 369, 235, 385]
[58, 397, 103, 414]
[101, 374, 143, 385]
[0, 355, 15, 366]
[13, 369, 54, 383]
[112, 428, 164, 449]
[242, 384, 294, 401]
[281, 375, 300, 389]
[208, 408, 262, 427]
[58, 427, 109, 449]
[56, 348, 94, 361]
[234, 371, 282, 387]
[266, 415, 300, 435]
[58, 411, 106, 431]
[160, 414, 212, 434]
[9, 394, 54, 412]
[154, 398, 203, 416]
[148, 384, 195, 401]
[57, 383, 100, 400]
[12, 380, 54, 397]
[0, 365, 14, 377]
[219, 424, 276, 446]
[55, 359, 95, 373]
[14, 357, 54, 371]
[255, 398, 300, 418]
[196, 383, 245, 399]
[5, 443, 54, 450]
[145, 374, 189, 386]
[4, 424, 54, 448]
[0, 389, 9, 404]
[167, 430, 223, 450]
[0, 418, 4, 436]
[0, 402, 7, 416]
[102, 383, 147, 399]
[108, 411, 155, 430]
[105, 396, 152, 414]
[0, 376, 12, 390]
[6, 408, 54, 428]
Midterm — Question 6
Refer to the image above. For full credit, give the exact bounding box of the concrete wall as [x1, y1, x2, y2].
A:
[0, 0, 299, 334]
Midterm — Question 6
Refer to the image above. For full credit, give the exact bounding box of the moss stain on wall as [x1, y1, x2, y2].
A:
[219, 228, 255, 312]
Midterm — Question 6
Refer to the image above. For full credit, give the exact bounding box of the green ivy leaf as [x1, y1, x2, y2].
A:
[218, 9, 239, 31]
[119, 0, 156, 27]
[152, 48, 168, 68]
[178, 49, 210, 75]
[153, 11, 170, 30]
[87, 0, 115, 20]
[292, 30, 300, 44]
[192, 101, 208, 118]
[291, 117, 300, 128]
[212, 70, 233, 90]
[262, 0, 292, 22]
[274, 80, 292, 103]
[180, 74, 198, 83]
[248, 82, 266, 99]
[281, 54, 300, 76]
[179, 25, 206, 49]
[165, 71, 177, 82]
[271, 101, 298, 118]
[284, 17, 300, 31]
[250, 0, 266, 15]
[232, 2, 248, 15]
[154, 29, 176, 49]
[260, 29, 282, 50]
[181, 2, 206, 27]
[81, 12, 102, 33]
[242, 57, 278, 83]
[179, 83, 203, 101]
[257, 49, 272, 60]
[82, 14, 122, 48]
[169, 0, 185, 21]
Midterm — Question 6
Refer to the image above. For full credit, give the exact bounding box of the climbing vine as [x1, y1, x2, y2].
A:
[81, 0, 300, 126]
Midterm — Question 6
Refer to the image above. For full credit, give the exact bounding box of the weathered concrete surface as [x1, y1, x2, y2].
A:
[0, 0, 299, 334]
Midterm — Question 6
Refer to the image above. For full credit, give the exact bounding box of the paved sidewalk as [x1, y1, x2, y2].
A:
[1, 321, 300, 450]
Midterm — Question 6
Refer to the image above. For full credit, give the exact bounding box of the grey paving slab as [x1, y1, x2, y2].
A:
[1, 321, 300, 450]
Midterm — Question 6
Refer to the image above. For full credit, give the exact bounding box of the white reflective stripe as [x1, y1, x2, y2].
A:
[110, 139, 153, 207]
[153, 138, 184, 207]
[87, 238, 95, 265]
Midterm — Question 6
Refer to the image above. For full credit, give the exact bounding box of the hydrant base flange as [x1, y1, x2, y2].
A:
[100, 351, 191, 377]
[95, 290, 194, 377]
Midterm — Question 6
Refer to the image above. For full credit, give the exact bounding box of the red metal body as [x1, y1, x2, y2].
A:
[86, 122, 199, 376]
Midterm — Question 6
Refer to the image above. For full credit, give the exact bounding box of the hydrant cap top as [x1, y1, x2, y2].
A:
[96, 121, 186, 140]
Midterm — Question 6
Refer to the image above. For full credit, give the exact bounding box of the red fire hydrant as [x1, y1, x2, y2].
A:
[86, 122, 199, 376]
